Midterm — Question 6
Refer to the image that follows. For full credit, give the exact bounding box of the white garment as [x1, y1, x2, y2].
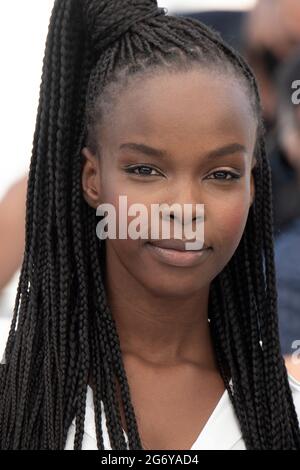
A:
[1, 351, 299, 449]
[64, 374, 300, 450]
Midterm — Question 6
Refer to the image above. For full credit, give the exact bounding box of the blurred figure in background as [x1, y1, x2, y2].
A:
[0, 175, 27, 293]
[273, 52, 300, 380]
[243, 0, 300, 131]
[275, 216, 300, 380]
[243, 0, 300, 239]
[270, 52, 300, 233]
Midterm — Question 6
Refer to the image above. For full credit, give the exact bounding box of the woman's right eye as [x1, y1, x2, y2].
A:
[124, 165, 162, 177]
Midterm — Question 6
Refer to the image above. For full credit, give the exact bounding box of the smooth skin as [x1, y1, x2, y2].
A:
[81, 68, 258, 449]
[0, 175, 28, 292]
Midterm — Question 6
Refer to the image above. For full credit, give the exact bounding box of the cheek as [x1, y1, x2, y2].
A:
[100, 169, 150, 216]
[99, 169, 154, 239]
[98, 182, 151, 255]
[213, 198, 250, 253]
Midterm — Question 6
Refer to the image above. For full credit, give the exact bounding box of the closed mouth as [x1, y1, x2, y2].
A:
[146, 239, 210, 252]
[145, 240, 212, 268]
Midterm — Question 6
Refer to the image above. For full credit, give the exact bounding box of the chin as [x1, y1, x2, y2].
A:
[137, 270, 210, 299]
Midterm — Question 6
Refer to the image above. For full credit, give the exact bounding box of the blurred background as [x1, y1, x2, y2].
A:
[1, 0, 300, 377]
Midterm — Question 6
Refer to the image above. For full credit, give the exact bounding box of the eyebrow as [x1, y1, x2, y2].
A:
[119, 142, 247, 160]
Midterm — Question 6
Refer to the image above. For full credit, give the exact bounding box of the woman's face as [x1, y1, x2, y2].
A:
[82, 68, 257, 298]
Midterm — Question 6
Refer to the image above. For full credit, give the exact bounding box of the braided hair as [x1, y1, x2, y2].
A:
[0, 0, 299, 450]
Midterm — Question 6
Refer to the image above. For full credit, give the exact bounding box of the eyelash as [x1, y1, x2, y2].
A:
[206, 171, 241, 181]
[124, 165, 162, 177]
[124, 165, 241, 181]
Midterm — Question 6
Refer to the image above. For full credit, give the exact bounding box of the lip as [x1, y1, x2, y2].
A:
[145, 241, 212, 267]
[147, 239, 209, 251]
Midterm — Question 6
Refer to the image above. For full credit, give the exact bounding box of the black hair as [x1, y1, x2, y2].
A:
[0, 0, 299, 450]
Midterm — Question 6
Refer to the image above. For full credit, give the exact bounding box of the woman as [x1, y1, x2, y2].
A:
[0, 0, 299, 450]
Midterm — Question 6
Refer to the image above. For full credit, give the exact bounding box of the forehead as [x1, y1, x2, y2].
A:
[100, 68, 257, 153]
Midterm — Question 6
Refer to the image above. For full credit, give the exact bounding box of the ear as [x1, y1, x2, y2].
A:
[250, 158, 256, 207]
[81, 146, 102, 209]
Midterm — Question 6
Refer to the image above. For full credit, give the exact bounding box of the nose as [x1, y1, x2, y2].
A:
[161, 205, 205, 241]
[159, 181, 206, 243]
[164, 181, 206, 224]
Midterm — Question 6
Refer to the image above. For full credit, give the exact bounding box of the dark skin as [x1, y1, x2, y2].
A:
[81, 68, 257, 449]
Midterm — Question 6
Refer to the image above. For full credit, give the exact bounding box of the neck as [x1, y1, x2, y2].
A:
[103, 247, 216, 371]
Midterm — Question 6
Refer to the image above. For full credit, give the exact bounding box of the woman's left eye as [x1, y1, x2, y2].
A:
[124, 165, 162, 177]
[206, 170, 240, 181]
